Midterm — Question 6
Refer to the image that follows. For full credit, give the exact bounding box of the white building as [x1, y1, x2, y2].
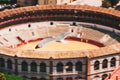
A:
[68, 0, 102, 7]
[17, 0, 102, 7]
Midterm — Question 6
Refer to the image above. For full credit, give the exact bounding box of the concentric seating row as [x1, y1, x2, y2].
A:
[0, 26, 70, 47]
[0, 5, 120, 30]
[0, 24, 119, 47]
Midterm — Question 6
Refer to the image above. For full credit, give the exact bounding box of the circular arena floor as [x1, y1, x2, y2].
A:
[17, 40, 99, 51]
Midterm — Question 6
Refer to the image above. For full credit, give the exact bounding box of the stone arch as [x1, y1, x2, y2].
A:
[56, 62, 64, 72]
[110, 57, 116, 67]
[75, 76, 82, 80]
[39, 77, 46, 80]
[31, 77, 38, 80]
[0, 58, 5, 68]
[102, 59, 108, 69]
[40, 62, 46, 72]
[66, 62, 73, 72]
[7, 59, 12, 69]
[94, 60, 100, 70]
[31, 62, 37, 72]
[66, 77, 73, 80]
[93, 75, 100, 80]
[21, 61, 28, 71]
[44, 0, 48, 4]
[102, 74, 108, 80]
[75, 61, 82, 71]
[57, 77, 63, 80]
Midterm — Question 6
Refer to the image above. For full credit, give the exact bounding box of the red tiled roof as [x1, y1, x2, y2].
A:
[105, 66, 120, 80]
[0, 5, 120, 18]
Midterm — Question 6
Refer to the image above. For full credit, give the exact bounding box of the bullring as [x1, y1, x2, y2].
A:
[0, 5, 120, 80]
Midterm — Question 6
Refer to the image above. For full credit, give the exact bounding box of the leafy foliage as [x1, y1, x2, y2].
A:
[102, 0, 111, 8]
[5, 74, 30, 80]
[0, 73, 6, 80]
[0, 72, 30, 80]
[109, 0, 120, 6]
[102, 0, 120, 8]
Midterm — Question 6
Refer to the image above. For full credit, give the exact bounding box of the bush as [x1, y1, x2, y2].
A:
[102, 0, 120, 8]
[0, 72, 30, 80]
[5, 74, 30, 80]
[0, 73, 6, 80]
[102, 0, 111, 8]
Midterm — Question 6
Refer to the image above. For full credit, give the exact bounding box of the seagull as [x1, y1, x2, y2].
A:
[54, 29, 74, 42]
[35, 36, 55, 49]
[35, 29, 74, 49]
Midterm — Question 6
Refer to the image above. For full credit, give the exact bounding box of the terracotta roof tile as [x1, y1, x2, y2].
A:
[0, 5, 120, 18]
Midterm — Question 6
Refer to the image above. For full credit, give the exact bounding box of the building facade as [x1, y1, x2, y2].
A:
[0, 46, 119, 80]
[0, 5, 120, 80]
[17, 0, 38, 6]
[16, 0, 102, 6]
[38, 0, 57, 5]
[17, 0, 76, 6]
[37, 0, 76, 5]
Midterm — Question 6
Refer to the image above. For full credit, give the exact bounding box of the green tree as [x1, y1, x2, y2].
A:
[0, 73, 6, 80]
[102, 0, 112, 8]
[5, 74, 31, 80]
[109, 0, 120, 7]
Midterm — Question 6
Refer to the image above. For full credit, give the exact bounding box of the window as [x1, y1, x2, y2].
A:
[44, 0, 48, 4]
[40, 78, 46, 80]
[94, 75, 100, 80]
[33, 0, 38, 5]
[24, 1, 28, 5]
[75, 77, 81, 80]
[110, 57, 116, 67]
[102, 59, 108, 69]
[31, 77, 37, 80]
[66, 77, 73, 80]
[102, 74, 108, 80]
[0, 58, 5, 67]
[40, 62, 46, 72]
[66, 62, 73, 72]
[21, 61, 28, 71]
[7, 59, 12, 69]
[56, 62, 63, 72]
[31, 62, 37, 72]
[57, 78, 63, 80]
[75, 61, 82, 71]
[94, 60, 100, 70]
